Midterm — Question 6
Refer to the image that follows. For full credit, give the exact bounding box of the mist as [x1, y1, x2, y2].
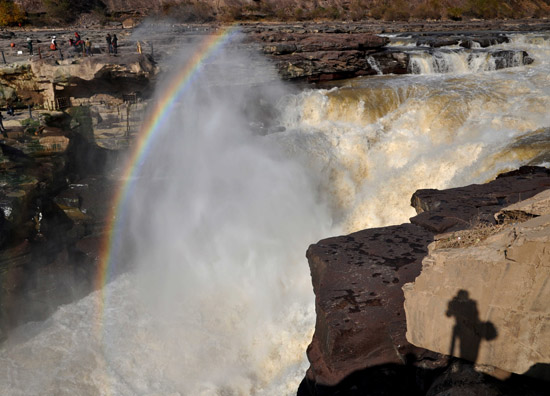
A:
[0, 32, 333, 395]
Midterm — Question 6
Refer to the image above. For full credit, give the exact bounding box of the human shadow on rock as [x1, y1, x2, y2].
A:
[446, 289, 497, 363]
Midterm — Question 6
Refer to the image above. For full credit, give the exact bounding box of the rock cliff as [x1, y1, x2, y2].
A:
[403, 188, 550, 381]
[301, 166, 550, 395]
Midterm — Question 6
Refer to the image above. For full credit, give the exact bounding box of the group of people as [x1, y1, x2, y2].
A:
[44, 31, 120, 57]
[14, 31, 122, 59]
[106, 33, 118, 55]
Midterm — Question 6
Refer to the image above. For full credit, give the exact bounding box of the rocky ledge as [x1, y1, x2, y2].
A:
[300, 166, 550, 395]
[404, 188, 550, 381]
[250, 29, 534, 81]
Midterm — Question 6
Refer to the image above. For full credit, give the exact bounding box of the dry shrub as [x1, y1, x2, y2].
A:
[311, 6, 342, 20]
[433, 211, 535, 250]
[369, 4, 387, 19]
[0, 0, 25, 26]
[383, 6, 410, 21]
[533, 4, 550, 18]
[377, 0, 410, 21]
[446, 6, 464, 20]
[162, 2, 217, 22]
[414, 4, 442, 20]
[465, 0, 500, 19]
[349, 0, 369, 20]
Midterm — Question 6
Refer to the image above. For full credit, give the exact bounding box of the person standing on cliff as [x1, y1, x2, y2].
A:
[85, 38, 92, 57]
[106, 33, 112, 54]
[112, 34, 118, 55]
[0, 112, 7, 137]
[26, 37, 33, 55]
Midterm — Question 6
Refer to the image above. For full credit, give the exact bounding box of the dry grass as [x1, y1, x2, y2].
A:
[433, 211, 534, 249]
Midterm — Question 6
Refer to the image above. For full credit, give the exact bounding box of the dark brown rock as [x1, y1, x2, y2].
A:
[305, 223, 442, 386]
[253, 32, 390, 81]
[410, 166, 550, 233]
[283, 33, 389, 53]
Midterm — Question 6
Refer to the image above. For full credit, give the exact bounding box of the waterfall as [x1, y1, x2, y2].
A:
[367, 55, 383, 75]
[407, 50, 501, 74]
[1, 31, 550, 395]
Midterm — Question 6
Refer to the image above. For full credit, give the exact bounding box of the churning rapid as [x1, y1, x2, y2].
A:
[1, 30, 550, 395]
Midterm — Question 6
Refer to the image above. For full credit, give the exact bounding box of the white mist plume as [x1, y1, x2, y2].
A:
[0, 34, 332, 395]
[116, 35, 333, 394]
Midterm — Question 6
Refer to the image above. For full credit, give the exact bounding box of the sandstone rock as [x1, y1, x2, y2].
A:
[122, 18, 139, 29]
[496, 188, 550, 218]
[262, 33, 389, 53]
[30, 54, 157, 110]
[36, 135, 70, 154]
[89, 102, 147, 150]
[403, 212, 550, 381]
[54, 177, 116, 234]
[254, 32, 390, 81]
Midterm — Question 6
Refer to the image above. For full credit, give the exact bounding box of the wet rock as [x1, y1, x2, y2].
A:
[460, 35, 509, 49]
[263, 33, 389, 53]
[54, 176, 116, 235]
[492, 50, 533, 69]
[417, 38, 461, 48]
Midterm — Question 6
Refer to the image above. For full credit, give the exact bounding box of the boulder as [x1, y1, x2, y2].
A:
[305, 223, 443, 386]
[404, 189, 550, 381]
[122, 18, 139, 29]
[495, 188, 550, 218]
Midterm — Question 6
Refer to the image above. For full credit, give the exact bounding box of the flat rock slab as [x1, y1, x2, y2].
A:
[404, 213, 550, 381]
[410, 167, 550, 233]
[305, 223, 441, 386]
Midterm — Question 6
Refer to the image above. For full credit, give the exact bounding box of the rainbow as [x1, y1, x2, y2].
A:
[94, 25, 240, 335]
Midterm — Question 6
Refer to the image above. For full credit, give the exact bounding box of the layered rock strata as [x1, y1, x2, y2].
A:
[303, 166, 550, 394]
[251, 30, 534, 81]
[0, 116, 119, 339]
